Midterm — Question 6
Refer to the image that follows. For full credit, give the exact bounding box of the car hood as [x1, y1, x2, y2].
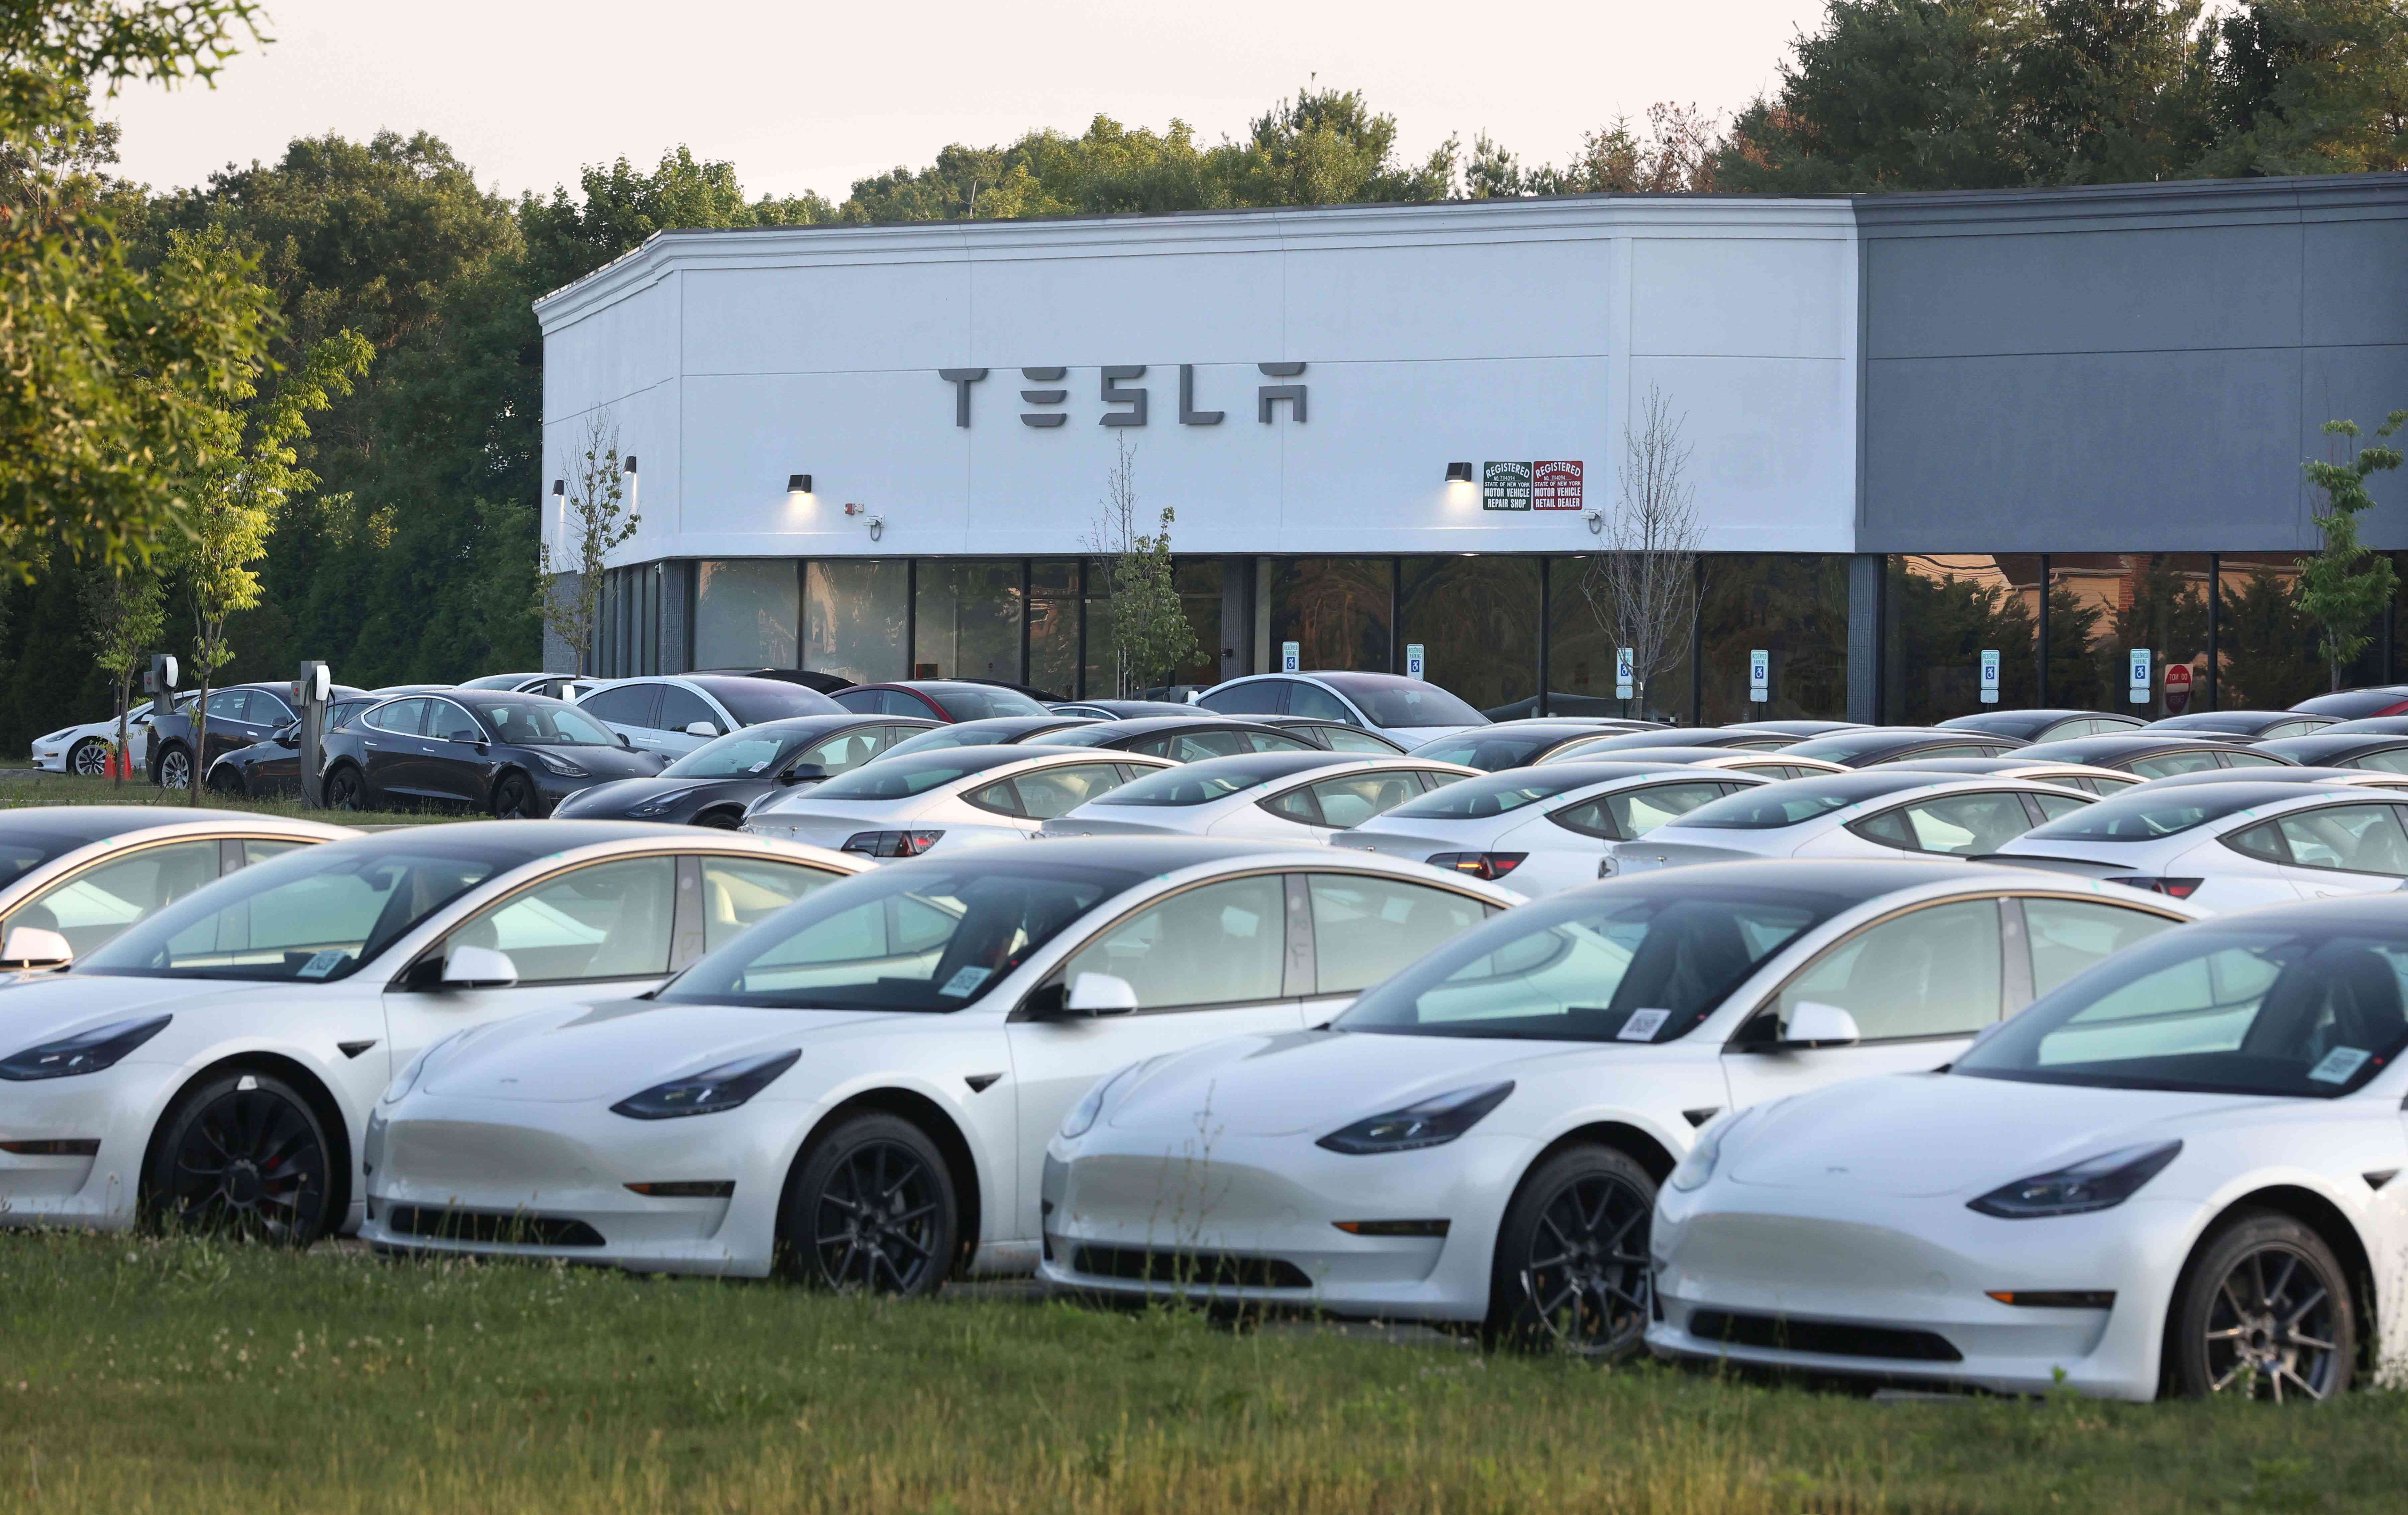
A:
[556, 775, 766, 816]
[0, 974, 272, 1045]
[1724, 1072, 2282, 1198]
[1104, 1027, 1621, 1139]
[416, 998, 917, 1103]
[540, 745, 664, 781]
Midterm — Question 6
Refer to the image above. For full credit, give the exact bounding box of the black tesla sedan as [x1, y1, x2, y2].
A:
[318, 691, 665, 816]
[205, 695, 381, 797]
[149, 681, 370, 789]
[551, 714, 938, 827]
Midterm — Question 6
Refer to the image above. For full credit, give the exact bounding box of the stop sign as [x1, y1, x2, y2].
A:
[2164, 661, 2193, 714]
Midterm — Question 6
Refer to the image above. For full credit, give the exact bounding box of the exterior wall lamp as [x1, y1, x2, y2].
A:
[1444, 462, 1474, 483]
[788, 474, 812, 494]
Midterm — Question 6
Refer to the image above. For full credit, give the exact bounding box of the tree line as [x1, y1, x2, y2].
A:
[4, 0, 2405, 753]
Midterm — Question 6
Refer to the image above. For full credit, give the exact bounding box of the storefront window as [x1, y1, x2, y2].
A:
[1703, 555, 1848, 724]
[1269, 558, 1390, 674]
[1881, 555, 2037, 725]
[1398, 557, 1538, 717]
[1029, 560, 1081, 699]
[693, 560, 798, 671]
[913, 560, 1023, 684]
[1547, 556, 1693, 723]
[2050, 554, 2208, 718]
[1172, 560, 1224, 690]
[804, 559, 908, 685]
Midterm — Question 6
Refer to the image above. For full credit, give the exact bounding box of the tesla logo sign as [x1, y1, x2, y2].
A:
[937, 365, 1306, 428]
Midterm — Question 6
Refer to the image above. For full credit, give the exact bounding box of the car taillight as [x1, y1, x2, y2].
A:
[841, 829, 944, 858]
[1426, 851, 1526, 881]
[2105, 876, 2202, 899]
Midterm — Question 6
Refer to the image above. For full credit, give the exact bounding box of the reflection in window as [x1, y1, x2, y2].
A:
[1269, 559, 1390, 675]
[1398, 557, 1537, 717]
[1549, 556, 1691, 723]
[805, 559, 908, 685]
[914, 560, 1024, 684]
[1702, 555, 1847, 724]
[1883, 555, 2039, 725]
[694, 560, 799, 670]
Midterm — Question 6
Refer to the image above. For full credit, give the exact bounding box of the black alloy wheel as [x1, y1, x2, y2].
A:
[491, 772, 539, 819]
[696, 808, 743, 830]
[146, 1070, 333, 1245]
[156, 744, 192, 791]
[2170, 1211, 2355, 1403]
[68, 737, 108, 778]
[780, 1113, 956, 1297]
[207, 764, 246, 797]
[1487, 1146, 1657, 1358]
[324, 764, 367, 811]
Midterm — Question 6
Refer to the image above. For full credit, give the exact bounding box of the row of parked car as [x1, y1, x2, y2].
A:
[12, 672, 2408, 1405]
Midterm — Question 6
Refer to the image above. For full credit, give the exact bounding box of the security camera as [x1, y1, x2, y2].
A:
[1584, 509, 1604, 535]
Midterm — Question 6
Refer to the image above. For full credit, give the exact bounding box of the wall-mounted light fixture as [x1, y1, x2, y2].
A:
[550, 479, 565, 497]
[787, 474, 812, 494]
[622, 455, 638, 475]
[1444, 462, 1474, 483]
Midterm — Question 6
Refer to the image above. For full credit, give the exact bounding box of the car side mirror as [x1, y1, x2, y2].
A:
[618, 732, 634, 749]
[1782, 1000, 1861, 1048]
[779, 763, 827, 786]
[685, 720, 721, 738]
[440, 943, 518, 991]
[274, 729, 299, 748]
[0, 927, 72, 971]
[1066, 971, 1139, 1016]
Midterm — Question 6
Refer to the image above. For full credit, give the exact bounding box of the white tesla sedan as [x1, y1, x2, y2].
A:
[0, 822, 863, 1242]
[741, 747, 1177, 859]
[30, 701, 163, 776]
[1651, 895, 2408, 1402]
[1039, 861, 2195, 1351]
[1332, 763, 1768, 893]
[1608, 772, 2094, 873]
[1037, 753, 1479, 845]
[357, 839, 1521, 1284]
[1986, 782, 2408, 911]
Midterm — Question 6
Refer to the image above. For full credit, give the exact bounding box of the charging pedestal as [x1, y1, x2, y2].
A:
[296, 662, 332, 807]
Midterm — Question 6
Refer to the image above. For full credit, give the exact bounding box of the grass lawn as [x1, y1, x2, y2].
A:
[0, 771, 447, 827]
[0, 1233, 2398, 1513]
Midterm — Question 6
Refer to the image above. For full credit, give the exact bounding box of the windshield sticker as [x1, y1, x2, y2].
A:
[1618, 1007, 1671, 1041]
[2309, 1046, 2372, 1084]
[297, 949, 348, 979]
[939, 965, 991, 998]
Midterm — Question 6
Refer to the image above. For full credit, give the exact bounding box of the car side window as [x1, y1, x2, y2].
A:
[2130, 750, 2221, 779]
[1244, 730, 1316, 752]
[1060, 875, 1287, 1010]
[1849, 792, 2036, 855]
[205, 688, 250, 722]
[252, 691, 295, 726]
[368, 699, 427, 736]
[1199, 681, 1285, 717]
[657, 685, 720, 735]
[1286, 682, 1353, 723]
[580, 684, 659, 728]
[242, 838, 312, 868]
[1260, 785, 1322, 825]
[1607, 782, 1728, 837]
[2263, 720, 2323, 739]
[799, 730, 883, 774]
[962, 780, 1025, 817]
[1304, 772, 1424, 828]
[2021, 897, 2182, 1000]
[2275, 805, 2408, 875]
[1011, 763, 1132, 819]
[2352, 748, 2408, 775]
[698, 857, 843, 954]
[426, 700, 483, 743]
[446, 856, 679, 983]
[8, 839, 222, 957]
[882, 690, 937, 717]
[2031, 792, 2090, 820]
[832, 688, 881, 714]
[1170, 729, 1250, 760]
[1320, 728, 1398, 754]
[2219, 749, 2288, 769]
[1308, 875, 1491, 996]
[1772, 899, 2004, 1040]
[2224, 820, 2290, 864]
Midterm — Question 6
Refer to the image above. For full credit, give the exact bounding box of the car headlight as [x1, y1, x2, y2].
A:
[1969, 1140, 2182, 1219]
[36, 729, 69, 744]
[1315, 1081, 1513, 1155]
[630, 796, 680, 817]
[1670, 1106, 1757, 1192]
[0, 1014, 172, 1081]
[611, 1050, 800, 1120]
[532, 750, 589, 777]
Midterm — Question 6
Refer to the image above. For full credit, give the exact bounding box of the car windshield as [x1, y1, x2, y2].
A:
[930, 686, 1048, 720]
[474, 700, 615, 747]
[2022, 788, 2280, 842]
[691, 680, 843, 725]
[662, 728, 817, 778]
[1671, 773, 1938, 830]
[807, 749, 1030, 800]
[1955, 922, 2408, 1097]
[657, 859, 1144, 1011]
[1314, 676, 1485, 729]
[78, 842, 516, 983]
[1383, 770, 1605, 820]
[1336, 882, 1848, 1043]
[0, 828, 111, 889]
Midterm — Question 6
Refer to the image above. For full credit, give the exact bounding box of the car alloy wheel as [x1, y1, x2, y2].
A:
[68, 738, 108, 777]
[491, 773, 538, 819]
[324, 765, 366, 811]
[146, 1070, 332, 1245]
[1489, 1145, 1657, 1358]
[207, 764, 245, 797]
[2171, 1211, 2355, 1403]
[157, 746, 192, 791]
[696, 809, 742, 830]
[781, 1113, 956, 1297]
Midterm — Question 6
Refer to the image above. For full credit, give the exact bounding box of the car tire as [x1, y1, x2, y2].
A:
[1484, 1144, 1657, 1358]
[206, 763, 246, 797]
[324, 763, 367, 811]
[2167, 1209, 2356, 1403]
[67, 737, 108, 778]
[156, 743, 193, 791]
[695, 808, 743, 830]
[144, 1069, 335, 1246]
[777, 1113, 957, 1297]
[490, 772, 539, 819]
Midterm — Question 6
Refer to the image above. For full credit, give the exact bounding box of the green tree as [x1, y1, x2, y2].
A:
[2299, 412, 2406, 691]
[1085, 436, 1197, 696]
[539, 414, 637, 676]
[78, 557, 164, 787]
[2217, 565, 2320, 707]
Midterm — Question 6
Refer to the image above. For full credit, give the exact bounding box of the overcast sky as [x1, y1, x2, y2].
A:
[96, 0, 1824, 202]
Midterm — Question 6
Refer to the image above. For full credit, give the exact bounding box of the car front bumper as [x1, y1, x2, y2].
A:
[1646, 1180, 2195, 1400]
[0, 1063, 175, 1229]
